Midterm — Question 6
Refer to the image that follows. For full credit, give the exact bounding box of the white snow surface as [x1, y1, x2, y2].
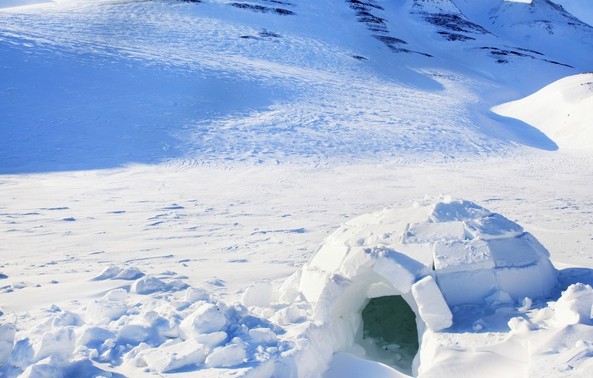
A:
[493, 73, 593, 151]
[1, 0, 593, 377]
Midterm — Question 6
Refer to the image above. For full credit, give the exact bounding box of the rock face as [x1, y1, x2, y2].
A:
[294, 197, 558, 375]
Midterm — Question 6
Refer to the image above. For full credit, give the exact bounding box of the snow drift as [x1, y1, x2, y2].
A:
[493, 73, 593, 151]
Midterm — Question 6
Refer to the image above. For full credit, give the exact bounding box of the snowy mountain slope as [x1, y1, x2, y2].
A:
[453, 0, 593, 71]
[551, 0, 593, 26]
[1, 0, 592, 173]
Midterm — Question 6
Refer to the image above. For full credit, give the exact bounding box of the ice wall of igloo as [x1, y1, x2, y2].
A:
[290, 197, 558, 377]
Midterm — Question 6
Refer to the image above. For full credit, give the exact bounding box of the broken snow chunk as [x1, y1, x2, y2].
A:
[181, 303, 227, 338]
[508, 317, 537, 333]
[115, 267, 145, 280]
[78, 326, 116, 349]
[436, 269, 497, 305]
[185, 287, 211, 303]
[0, 318, 15, 365]
[433, 239, 495, 273]
[464, 213, 523, 240]
[485, 290, 514, 307]
[205, 340, 247, 368]
[9, 338, 34, 369]
[248, 328, 277, 344]
[142, 339, 207, 373]
[103, 288, 128, 302]
[430, 199, 491, 222]
[411, 276, 452, 331]
[553, 283, 593, 326]
[20, 361, 62, 378]
[51, 311, 82, 328]
[92, 265, 122, 280]
[143, 311, 180, 339]
[373, 248, 428, 293]
[273, 305, 307, 325]
[35, 328, 76, 363]
[486, 237, 540, 268]
[242, 281, 275, 308]
[403, 221, 467, 244]
[85, 289, 128, 324]
[132, 276, 166, 294]
[195, 331, 227, 347]
[118, 324, 150, 345]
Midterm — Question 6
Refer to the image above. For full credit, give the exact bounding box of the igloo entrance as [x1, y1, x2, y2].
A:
[359, 295, 419, 374]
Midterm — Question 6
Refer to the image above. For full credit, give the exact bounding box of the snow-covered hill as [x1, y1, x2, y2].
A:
[1, 1, 593, 377]
[493, 73, 593, 151]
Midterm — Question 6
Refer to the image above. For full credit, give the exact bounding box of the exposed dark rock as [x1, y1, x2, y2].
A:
[423, 13, 489, 34]
[374, 35, 407, 45]
[230, 2, 295, 15]
[437, 31, 475, 41]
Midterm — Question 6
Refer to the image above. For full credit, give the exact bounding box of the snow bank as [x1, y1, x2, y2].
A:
[493, 73, 593, 151]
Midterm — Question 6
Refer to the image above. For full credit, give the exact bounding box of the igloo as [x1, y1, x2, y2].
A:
[291, 197, 558, 376]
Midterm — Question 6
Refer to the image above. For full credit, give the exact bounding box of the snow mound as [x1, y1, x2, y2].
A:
[493, 73, 593, 151]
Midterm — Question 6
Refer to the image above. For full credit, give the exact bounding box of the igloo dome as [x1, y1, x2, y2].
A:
[294, 197, 558, 376]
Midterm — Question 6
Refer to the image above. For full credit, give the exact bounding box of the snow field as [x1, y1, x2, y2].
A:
[1, 0, 593, 377]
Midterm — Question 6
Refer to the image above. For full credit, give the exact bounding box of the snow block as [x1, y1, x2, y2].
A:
[242, 281, 275, 308]
[205, 340, 247, 368]
[180, 303, 227, 338]
[520, 232, 550, 258]
[430, 200, 490, 222]
[142, 339, 206, 373]
[495, 259, 557, 301]
[308, 244, 350, 273]
[132, 276, 166, 294]
[403, 221, 467, 244]
[433, 239, 494, 273]
[373, 248, 428, 293]
[436, 269, 497, 306]
[486, 236, 540, 268]
[463, 213, 523, 240]
[337, 247, 376, 279]
[299, 267, 331, 304]
[411, 276, 452, 331]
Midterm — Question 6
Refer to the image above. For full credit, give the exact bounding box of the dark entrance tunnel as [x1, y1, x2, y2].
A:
[360, 295, 420, 374]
